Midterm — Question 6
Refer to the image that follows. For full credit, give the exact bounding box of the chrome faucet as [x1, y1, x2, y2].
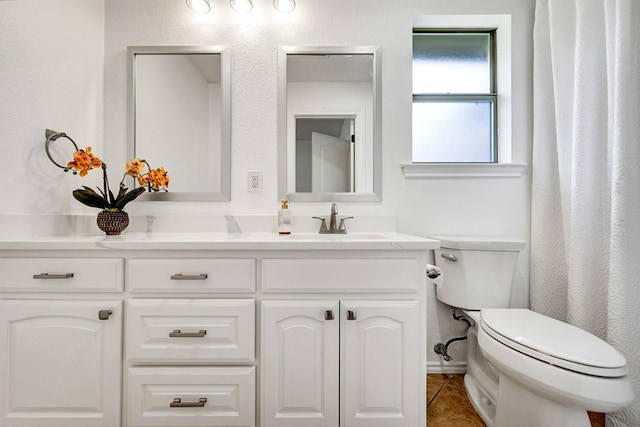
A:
[313, 203, 353, 234]
[329, 203, 338, 232]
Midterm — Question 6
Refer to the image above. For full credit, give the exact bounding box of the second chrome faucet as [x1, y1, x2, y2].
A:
[313, 203, 353, 234]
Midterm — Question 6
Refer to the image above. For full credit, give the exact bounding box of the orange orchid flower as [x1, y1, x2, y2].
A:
[144, 167, 170, 191]
[126, 158, 144, 177]
[66, 147, 102, 177]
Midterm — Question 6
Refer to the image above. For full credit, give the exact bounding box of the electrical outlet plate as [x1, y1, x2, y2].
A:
[248, 171, 262, 192]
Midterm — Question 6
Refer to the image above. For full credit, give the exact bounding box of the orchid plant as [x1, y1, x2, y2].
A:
[64, 147, 169, 212]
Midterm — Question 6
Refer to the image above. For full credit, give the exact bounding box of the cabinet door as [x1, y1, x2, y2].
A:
[0, 300, 122, 427]
[261, 301, 339, 427]
[340, 301, 420, 427]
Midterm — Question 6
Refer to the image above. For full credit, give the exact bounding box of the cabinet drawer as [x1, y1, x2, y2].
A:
[127, 366, 255, 427]
[126, 299, 255, 363]
[127, 258, 255, 293]
[261, 258, 421, 293]
[0, 258, 123, 292]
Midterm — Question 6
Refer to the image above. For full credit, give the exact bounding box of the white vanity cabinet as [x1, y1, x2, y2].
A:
[260, 255, 425, 427]
[262, 300, 419, 427]
[0, 258, 124, 427]
[0, 232, 435, 427]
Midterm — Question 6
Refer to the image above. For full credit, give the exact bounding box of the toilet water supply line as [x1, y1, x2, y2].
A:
[426, 265, 472, 361]
[434, 308, 471, 361]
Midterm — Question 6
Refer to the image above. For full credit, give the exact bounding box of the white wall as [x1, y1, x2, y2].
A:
[0, 0, 105, 214]
[0, 0, 535, 370]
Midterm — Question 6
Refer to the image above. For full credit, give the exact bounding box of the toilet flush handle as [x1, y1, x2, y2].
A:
[440, 253, 458, 262]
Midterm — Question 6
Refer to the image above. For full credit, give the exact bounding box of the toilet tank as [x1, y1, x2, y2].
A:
[432, 236, 526, 310]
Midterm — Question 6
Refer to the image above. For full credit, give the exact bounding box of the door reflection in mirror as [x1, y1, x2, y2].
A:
[295, 117, 355, 193]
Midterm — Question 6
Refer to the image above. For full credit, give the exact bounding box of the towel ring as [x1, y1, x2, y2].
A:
[44, 128, 79, 169]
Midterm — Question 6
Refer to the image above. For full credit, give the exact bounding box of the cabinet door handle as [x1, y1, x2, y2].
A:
[170, 397, 207, 408]
[169, 329, 207, 338]
[440, 253, 458, 262]
[324, 310, 335, 320]
[98, 310, 113, 320]
[170, 273, 208, 280]
[32, 273, 74, 279]
[347, 310, 357, 321]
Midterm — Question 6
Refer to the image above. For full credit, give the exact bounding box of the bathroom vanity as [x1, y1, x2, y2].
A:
[0, 232, 437, 427]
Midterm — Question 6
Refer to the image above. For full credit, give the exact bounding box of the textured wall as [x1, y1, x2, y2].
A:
[1, 0, 535, 370]
[0, 0, 105, 214]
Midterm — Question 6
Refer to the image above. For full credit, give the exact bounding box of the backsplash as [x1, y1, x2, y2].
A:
[0, 214, 397, 238]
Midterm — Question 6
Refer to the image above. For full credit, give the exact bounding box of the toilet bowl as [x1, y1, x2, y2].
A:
[431, 236, 634, 427]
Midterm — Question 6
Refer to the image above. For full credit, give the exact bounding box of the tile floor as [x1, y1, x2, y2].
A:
[427, 373, 606, 427]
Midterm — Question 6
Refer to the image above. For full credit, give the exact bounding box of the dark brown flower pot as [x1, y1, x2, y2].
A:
[96, 210, 129, 235]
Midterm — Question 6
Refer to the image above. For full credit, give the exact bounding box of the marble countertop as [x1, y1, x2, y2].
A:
[0, 232, 440, 251]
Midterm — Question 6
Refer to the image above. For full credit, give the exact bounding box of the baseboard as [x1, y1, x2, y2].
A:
[427, 361, 467, 374]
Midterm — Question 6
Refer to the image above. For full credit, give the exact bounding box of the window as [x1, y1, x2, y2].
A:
[404, 15, 520, 178]
[412, 30, 497, 163]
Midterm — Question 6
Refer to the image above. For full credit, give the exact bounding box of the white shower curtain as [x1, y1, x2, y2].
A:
[531, 0, 640, 425]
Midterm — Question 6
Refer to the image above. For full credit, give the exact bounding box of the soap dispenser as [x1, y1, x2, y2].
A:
[278, 199, 292, 235]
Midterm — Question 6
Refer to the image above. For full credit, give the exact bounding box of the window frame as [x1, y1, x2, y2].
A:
[403, 15, 524, 178]
[412, 29, 498, 163]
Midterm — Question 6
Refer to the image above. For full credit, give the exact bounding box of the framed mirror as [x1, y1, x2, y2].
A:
[278, 46, 381, 202]
[127, 46, 230, 201]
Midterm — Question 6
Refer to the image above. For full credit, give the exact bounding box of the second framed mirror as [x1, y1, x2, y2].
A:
[278, 46, 381, 202]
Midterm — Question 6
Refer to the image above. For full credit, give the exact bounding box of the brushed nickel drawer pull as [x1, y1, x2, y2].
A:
[170, 397, 207, 408]
[169, 329, 207, 338]
[170, 273, 208, 280]
[32, 273, 74, 280]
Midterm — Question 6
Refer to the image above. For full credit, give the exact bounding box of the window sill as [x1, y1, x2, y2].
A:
[401, 163, 527, 178]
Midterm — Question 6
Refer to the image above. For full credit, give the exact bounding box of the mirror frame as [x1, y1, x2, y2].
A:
[127, 45, 231, 202]
[278, 46, 382, 202]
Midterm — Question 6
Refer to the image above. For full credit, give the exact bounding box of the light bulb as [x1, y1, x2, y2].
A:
[186, 0, 211, 14]
[230, 0, 253, 13]
[273, 0, 296, 13]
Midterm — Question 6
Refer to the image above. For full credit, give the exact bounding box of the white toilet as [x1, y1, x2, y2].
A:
[431, 236, 634, 427]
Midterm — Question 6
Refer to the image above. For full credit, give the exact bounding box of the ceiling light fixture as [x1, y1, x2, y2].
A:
[186, 0, 211, 14]
[186, 0, 296, 14]
[273, 0, 296, 13]
[230, 0, 253, 13]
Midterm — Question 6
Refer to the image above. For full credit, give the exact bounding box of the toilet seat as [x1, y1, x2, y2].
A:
[480, 308, 627, 377]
